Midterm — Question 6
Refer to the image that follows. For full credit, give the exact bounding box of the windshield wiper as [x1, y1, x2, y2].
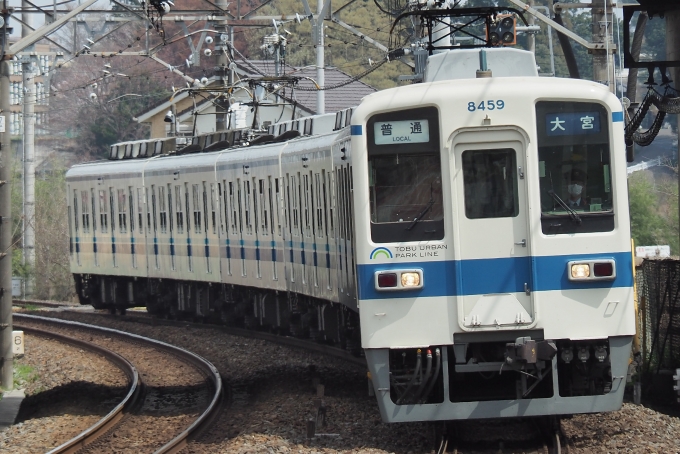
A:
[548, 190, 581, 224]
[406, 198, 435, 230]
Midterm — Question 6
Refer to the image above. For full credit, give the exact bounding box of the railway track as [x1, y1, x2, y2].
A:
[14, 313, 224, 454]
[14, 303, 569, 454]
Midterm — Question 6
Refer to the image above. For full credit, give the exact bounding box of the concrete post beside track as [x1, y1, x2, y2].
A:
[0, 60, 14, 391]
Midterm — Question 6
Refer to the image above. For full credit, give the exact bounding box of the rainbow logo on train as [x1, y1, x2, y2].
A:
[370, 247, 393, 260]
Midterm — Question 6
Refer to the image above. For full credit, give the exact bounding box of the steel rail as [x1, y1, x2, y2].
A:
[13, 323, 141, 454]
[13, 313, 224, 454]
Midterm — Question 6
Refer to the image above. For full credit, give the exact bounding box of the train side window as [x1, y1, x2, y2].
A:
[91, 189, 97, 232]
[303, 173, 311, 237]
[175, 185, 184, 233]
[327, 172, 334, 237]
[109, 188, 116, 232]
[167, 184, 174, 234]
[315, 173, 324, 238]
[251, 178, 259, 235]
[128, 187, 135, 233]
[210, 183, 217, 234]
[137, 188, 144, 233]
[462, 149, 518, 219]
[244, 180, 252, 234]
[285, 175, 292, 235]
[202, 182, 209, 234]
[99, 190, 108, 233]
[151, 185, 158, 234]
[367, 106, 443, 243]
[292, 174, 299, 237]
[236, 179, 244, 234]
[184, 183, 192, 232]
[73, 190, 79, 233]
[219, 181, 227, 235]
[274, 177, 281, 236]
[81, 190, 90, 233]
[118, 189, 128, 233]
[159, 186, 167, 234]
[260, 179, 268, 235]
[230, 182, 238, 234]
[192, 184, 201, 234]
[536, 101, 614, 234]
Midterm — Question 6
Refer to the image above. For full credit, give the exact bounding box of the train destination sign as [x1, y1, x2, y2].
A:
[374, 119, 430, 145]
[544, 112, 601, 136]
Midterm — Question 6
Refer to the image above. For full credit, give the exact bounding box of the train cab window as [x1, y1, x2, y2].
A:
[462, 149, 519, 219]
[536, 101, 614, 234]
[367, 107, 443, 243]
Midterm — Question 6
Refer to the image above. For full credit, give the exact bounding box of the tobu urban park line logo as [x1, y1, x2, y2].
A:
[370, 247, 393, 259]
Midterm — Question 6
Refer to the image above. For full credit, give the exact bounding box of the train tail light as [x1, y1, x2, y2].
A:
[377, 272, 398, 288]
[593, 262, 614, 277]
[375, 270, 423, 291]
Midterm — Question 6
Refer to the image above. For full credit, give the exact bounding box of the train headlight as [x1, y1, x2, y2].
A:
[567, 260, 616, 281]
[374, 269, 423, 291]
[401, 272, 420, 287]
[571, 264, 590, 279]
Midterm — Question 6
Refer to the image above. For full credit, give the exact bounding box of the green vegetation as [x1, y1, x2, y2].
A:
[628, 170, 679, 255]
[13, 364, 38, 389]
[11, 158, 74, 300]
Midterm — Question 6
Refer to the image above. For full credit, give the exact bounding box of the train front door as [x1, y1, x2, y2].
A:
[451, 127, 535, 330]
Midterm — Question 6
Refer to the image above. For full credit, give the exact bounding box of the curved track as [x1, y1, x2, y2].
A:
[14, 313, 224, 454]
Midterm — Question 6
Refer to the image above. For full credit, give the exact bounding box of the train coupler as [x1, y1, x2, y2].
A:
[505, 337, 557, 365]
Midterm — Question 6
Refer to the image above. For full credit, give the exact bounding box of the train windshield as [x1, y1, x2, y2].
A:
[536, 101, 614, 234]
[366, 107, 444, 243]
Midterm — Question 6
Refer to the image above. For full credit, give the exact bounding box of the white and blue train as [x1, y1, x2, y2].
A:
[67, 48, 635, 422]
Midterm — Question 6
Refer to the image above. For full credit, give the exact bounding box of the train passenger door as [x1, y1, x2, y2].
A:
[452, 127, 535, 329]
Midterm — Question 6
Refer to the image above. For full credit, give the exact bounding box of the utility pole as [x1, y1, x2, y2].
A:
[214, 0, 230, 130]
[590, 1, 615, 93]
[315, 0, 327, 115]
[0, 58, 12, 391]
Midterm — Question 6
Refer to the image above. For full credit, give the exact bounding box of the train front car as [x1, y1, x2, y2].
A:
[352, 53, 634, 422]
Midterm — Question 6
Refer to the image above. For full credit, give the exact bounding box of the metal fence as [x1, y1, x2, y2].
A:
[637, 258, 680, 373]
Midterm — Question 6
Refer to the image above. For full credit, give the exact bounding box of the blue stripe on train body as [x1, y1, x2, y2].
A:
[357, 251, 633, 300]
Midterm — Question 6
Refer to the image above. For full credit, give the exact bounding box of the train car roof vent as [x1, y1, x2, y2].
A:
[272, 130, 301, 143]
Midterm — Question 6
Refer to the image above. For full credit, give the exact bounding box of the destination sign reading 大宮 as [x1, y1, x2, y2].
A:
[545, 112, 601, 136]
[374, 119, 430, 145]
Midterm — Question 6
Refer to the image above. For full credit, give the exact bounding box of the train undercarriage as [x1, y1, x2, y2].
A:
[73, 273, 362, 352]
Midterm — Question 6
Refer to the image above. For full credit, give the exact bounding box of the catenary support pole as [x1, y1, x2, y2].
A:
[316, 0, 325, 115]
[0, 60, 13, 391]
[590, 1, 615, 93]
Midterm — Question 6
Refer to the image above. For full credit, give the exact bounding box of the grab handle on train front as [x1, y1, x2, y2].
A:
[514, 239, 526, 247]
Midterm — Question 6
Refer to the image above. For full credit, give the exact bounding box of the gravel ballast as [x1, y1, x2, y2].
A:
[5, 309, 680, 453]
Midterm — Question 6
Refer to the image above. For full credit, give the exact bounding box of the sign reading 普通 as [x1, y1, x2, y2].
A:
[374, 119, 429, 145]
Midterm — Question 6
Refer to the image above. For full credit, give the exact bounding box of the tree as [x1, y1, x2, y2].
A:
[11, 158, 75, 300]
[628, 172, 671, 250]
